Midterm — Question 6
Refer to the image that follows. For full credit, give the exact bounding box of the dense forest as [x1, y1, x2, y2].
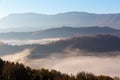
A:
[0, 58, 118, 80]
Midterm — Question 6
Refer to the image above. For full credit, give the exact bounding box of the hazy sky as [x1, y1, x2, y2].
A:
[0, 0, 120, 18]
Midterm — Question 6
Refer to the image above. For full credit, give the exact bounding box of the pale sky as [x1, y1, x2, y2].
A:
[0, 0, 120, 18]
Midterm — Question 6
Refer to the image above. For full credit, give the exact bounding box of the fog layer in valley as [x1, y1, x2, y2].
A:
[1, 48, 120, 77]
[0, 38, 61, 45]
[1, 36, 120, 77]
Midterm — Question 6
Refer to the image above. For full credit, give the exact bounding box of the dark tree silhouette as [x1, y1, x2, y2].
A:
[0, 58, 116, 80]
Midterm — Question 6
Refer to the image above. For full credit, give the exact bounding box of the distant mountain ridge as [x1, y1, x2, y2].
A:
[1, 12, 120, 32]
[0, 26, 120, 40]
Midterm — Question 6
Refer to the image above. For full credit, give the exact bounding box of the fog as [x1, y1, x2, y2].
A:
[1, 48, 120, 77]
[1, 49, 31, 62]
[0, 38, 61, 45]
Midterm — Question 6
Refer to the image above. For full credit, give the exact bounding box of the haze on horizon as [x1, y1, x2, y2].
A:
[0, 0, 120, 18]
[0, 0, 119, 32]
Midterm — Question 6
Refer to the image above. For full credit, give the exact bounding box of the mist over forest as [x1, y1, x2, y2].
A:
[0, 34, 120, 77]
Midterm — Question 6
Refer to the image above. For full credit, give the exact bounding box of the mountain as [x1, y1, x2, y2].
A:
[0, 26, 120, 40]
[33, 26, 120, 38]
[1, 12, 120, 32]
[29, 35, 120, 58]
[1, 35, 120, 58]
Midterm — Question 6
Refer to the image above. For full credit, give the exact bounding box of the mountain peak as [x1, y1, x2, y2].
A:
[8, 12, 47, 17]
[56, 11, 91, 15]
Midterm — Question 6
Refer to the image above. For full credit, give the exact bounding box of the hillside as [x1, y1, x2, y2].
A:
[1, 35, 120, 58]
[1, 12, 120, 32]
[0, 26, 120, 40]
[0, 58, 115, 80]
[47, 35, 120, 52]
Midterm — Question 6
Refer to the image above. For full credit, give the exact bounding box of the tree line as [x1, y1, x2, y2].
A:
[0, 58, 119, 80]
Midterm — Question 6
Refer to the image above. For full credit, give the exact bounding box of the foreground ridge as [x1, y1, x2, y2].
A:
[0, 58, 117, 80]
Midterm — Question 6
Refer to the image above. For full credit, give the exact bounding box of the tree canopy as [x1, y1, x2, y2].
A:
[0, 58, 117, 80]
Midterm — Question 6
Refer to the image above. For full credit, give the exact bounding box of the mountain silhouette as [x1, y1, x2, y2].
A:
[1, 12, 120, 32]
[0, 26, 120, 40]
